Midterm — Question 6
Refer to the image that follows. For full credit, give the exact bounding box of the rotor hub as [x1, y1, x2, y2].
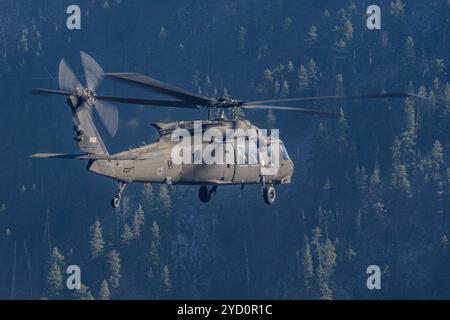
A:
[213, 97, 243, 109]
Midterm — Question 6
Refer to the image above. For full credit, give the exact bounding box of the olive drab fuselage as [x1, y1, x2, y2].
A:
[88, 119, 293, 186]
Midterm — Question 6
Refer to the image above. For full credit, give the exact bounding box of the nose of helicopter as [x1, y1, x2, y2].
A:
[278, 159, 294, 183]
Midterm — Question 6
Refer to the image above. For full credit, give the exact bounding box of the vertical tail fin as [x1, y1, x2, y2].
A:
[70, 97, 108, 155]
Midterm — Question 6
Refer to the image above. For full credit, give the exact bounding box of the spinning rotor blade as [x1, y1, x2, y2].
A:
[96, 95, 199, 108]
[80, 51, 104, 91]
[106, 72, 213, 105]
[242, 104, 340, 118]
[245, 92, 421, 105]
[31, 88, 72, 96]
[94, 100, 118, 137]
[58, 58, 81, 91]
[80, 51, 118, 137]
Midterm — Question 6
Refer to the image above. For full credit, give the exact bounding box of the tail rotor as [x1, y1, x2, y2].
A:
[42, 51, 119, 138]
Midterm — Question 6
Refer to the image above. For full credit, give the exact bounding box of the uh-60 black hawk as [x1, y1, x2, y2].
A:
[31, 52, 416, 208]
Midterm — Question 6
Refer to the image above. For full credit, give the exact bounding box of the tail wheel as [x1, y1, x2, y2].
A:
[199, 186, 211, 203]
[263, 185, 276, 205]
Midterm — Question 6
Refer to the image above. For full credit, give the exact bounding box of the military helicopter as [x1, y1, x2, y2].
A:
[31, 52, 415, 208]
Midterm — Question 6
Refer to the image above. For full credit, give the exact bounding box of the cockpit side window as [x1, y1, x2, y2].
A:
[280, 142, 291, 161]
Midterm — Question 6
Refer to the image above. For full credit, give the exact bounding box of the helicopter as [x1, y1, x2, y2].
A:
[31, 52, 416, 208]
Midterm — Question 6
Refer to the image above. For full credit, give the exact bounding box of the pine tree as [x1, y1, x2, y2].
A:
[303, 239, 314, 290]
[265, 109, 276, 128]
[237, 26, 247, 50]
[281, 80, 289, 97]
[273, 80, 280, 96]
[287, 61, 294, 73]
[98, 280, 110, 300]
[89, 218, 105, 258]
[159, 184, 172, 211]
[391, 164, 411, 198]
[107, 250, 122, 289]
[71, 284, 94, 300]
[369, 164, 385, 217]
[132, 204, 145, 239]
[46, 261, 63, 299]
[307, 59, 319, 87]
[263, 69, 274, 83]
[141, 184, 155, 213]
[343, 19, 353, 41]
[335, 74, 344, 96]
[390, 0, 405, 17]
[281, 17, 293, 31]
[306, 26, 318, 42]
[159, 27, 168, 39]
[434, 59, 447, 77]
[150, 240, 160, 268]
[161, 265, 172, 293]
[51, 247, 64, 268]
[121, 223, 133, 246]
[404, 36, 416, 66]
[298, 65, 309, 91]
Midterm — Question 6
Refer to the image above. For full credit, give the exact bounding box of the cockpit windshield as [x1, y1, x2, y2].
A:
[266, 141, 291, 163]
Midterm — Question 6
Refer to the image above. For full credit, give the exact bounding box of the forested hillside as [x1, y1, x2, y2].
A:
[0, 0, 449, 299]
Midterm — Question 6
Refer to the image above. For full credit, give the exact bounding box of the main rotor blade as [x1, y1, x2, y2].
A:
[94, 100, 118, 137]
[242, 104, 340, 118]
[31, 88, 73, 96]
[80, 51, 104, 90]
[96, 95, 199, 108]
[106, 72, 213, 105]
[59, 58, 81, 91]
[245, 92, 422, 105]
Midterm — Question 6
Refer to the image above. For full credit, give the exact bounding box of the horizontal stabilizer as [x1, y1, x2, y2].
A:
[30, 153, 146, 160]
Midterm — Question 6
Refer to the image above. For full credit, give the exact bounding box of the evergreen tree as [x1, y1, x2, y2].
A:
[89, 218, 105, 259]
[287, 61, 294, 73]
[274, 80, 280, 96]
[281, 80, 289, 97]
[141, 184, 155, 213]
[281, 17, 292, 31]
[158, 27, 168, 39]
[150, 240, 160, 268]
[307, 59, 319, 88]
[303, 239, 314, 290]
[391, 164, 411, 198]
[265, 109, 276, 128]
[297, 65, 309, 91]
[107, 250, 122, 289]
[71, 284, 95, 300]
[161, 265, 172, 293]
[237, 26, 247, 50]
[404, 36, 416, 66]
[434, 59, 446, 77]
[159, 184, 172, 211]
[45, 261, 63, 299]
[390, 0, 405, 17]
[343, 19, 353, 41]
[132, 204, 145, 239]
[335, 74, 344, 95]
[98, 280, 110, 300]
[51, 247, 64, 268]
[306, 26, 318, 42]
[121, 223, 133, 246]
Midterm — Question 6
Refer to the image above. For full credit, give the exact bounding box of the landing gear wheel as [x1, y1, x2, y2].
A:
[111, 196, 121, 208]
[199, 186, 211, 203]
[263, 185, 276, 205]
